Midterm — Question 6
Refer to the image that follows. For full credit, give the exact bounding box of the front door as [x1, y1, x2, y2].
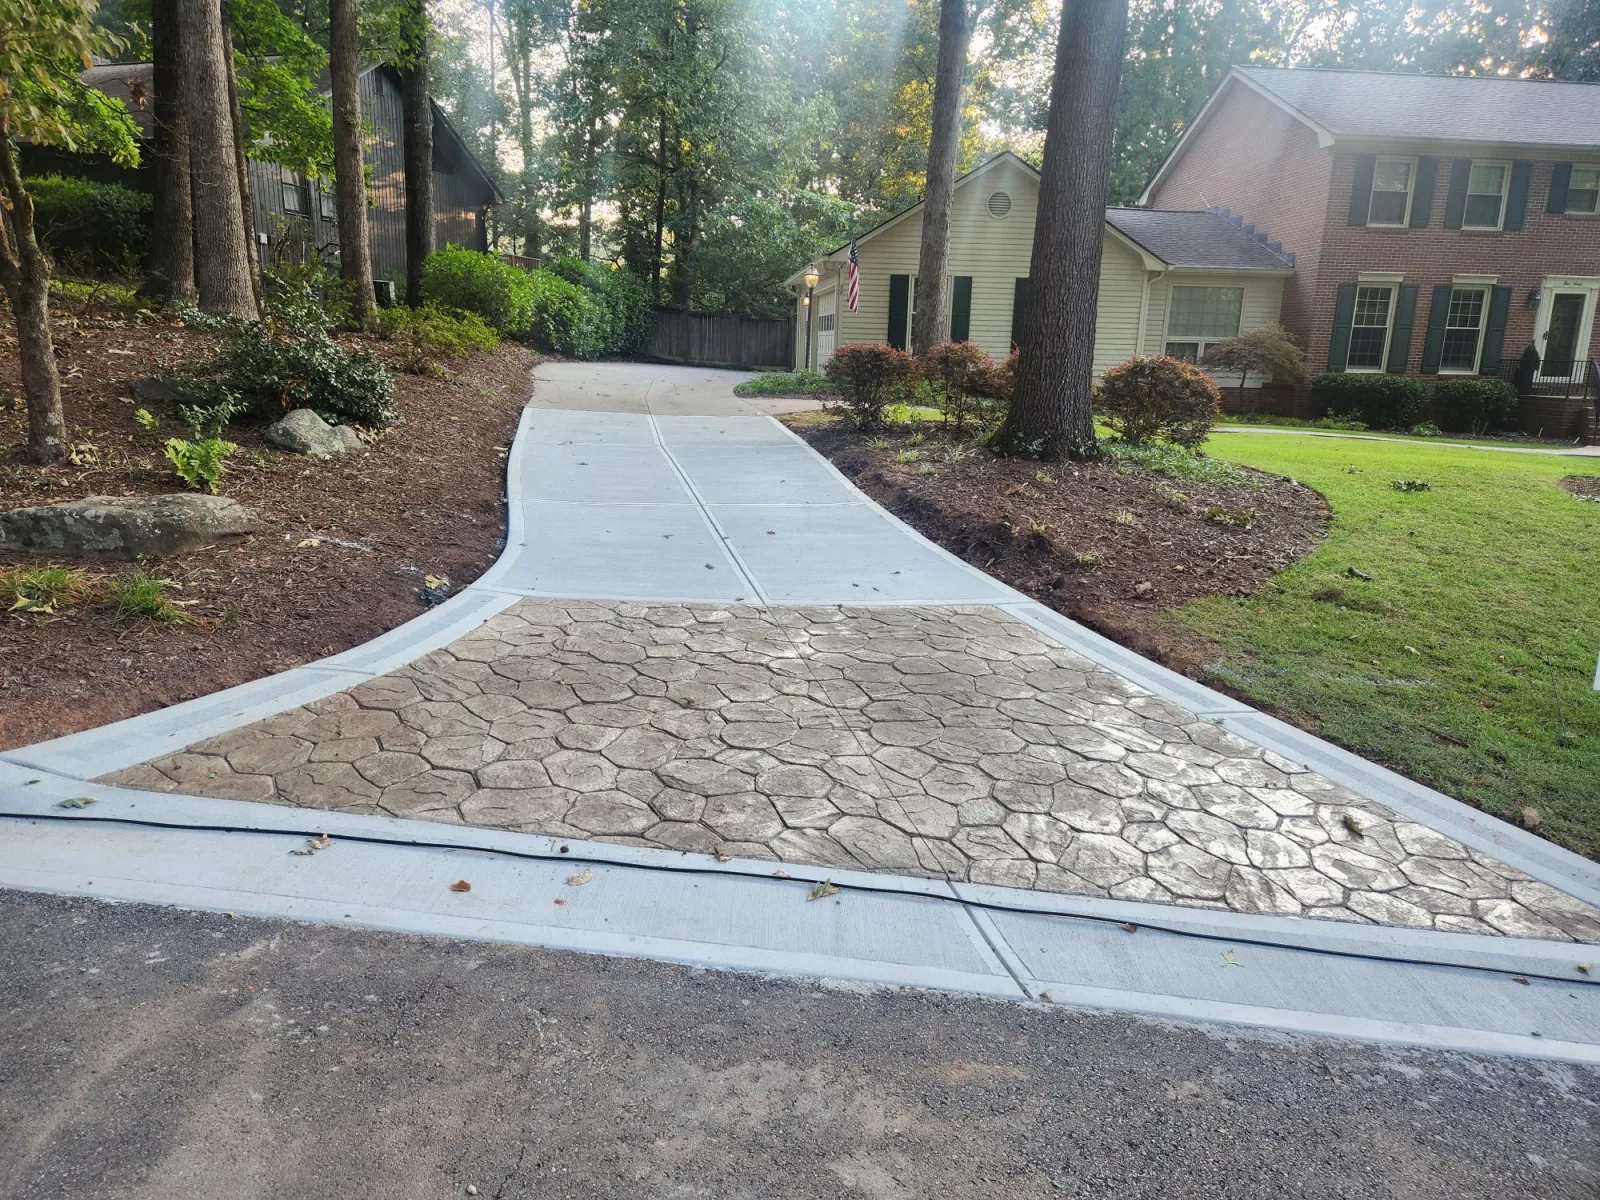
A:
[816, 289, 837, 367]
[1535, 279, 1599, 382]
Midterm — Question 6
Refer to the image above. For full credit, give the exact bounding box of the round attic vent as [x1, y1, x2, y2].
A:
[987, 190, 1013, 219]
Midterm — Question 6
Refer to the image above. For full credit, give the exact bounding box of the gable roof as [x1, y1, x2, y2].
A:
[1141, 65, 1600, 204]
[788, 153, 1292, 288]
[76, 61, 503, 204]
[1105, 208, 1293, 271]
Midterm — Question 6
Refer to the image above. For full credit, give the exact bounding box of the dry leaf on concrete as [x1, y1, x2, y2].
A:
[449, 879, 472, 892]
[807, 879, 841, 901]
[566, 868, 594, 887]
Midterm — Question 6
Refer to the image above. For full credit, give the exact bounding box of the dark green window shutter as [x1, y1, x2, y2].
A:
[1443, 159, 1471, 229]
[1010, 278, 1030, 349]
[1409, 157, 1436, 228]
[1548, 163, 1572, 213]
[1387, 284, 1418, 373]
[887, 274, 909, 349]
[950, 276, 973, 342]
[1479, 285, 1513, 373]
[1347, 155, 1376, 225]
[1420, 283, 1453, 374]
[1328, 283, 1358, 371]
[1504, 161, 1532, 230]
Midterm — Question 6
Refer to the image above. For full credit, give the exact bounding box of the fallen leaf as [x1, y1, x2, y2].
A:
[449, 879, 472, 892]
[1222, 949, 1243, 967]
[772, 869, 791, 879]
[1342, 813, 1364, 837]
[57, 796, 98, 809]
[290, 833, 331, 856]
[566, 868, 594, 887]
[807, 879, 841, 901]
[712, 849, 731, 863]
[1577, 962, 1591, 975]
[296, 538, 322, 549]
[553, 898, 565, 906]
[1512, 975, 1529, 986]
[424, 573, 450, 590]
[1038, 991, 1054, 1003]
[1120, 922, 1138, 933]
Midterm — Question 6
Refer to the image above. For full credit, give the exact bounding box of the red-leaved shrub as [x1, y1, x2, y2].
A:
[1097, 355, 1221, 448]
[824, 343, 913, 427]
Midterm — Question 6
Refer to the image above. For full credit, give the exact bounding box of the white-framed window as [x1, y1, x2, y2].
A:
[1463, 161, 1509, 229]
[1367, 158, 1414, 226]
[1164, 285, 1244, 361]
[1568, 165, 1600, 215]
[282, 179, 311, 216]
[1440, 286, 1488, 373]
[319, 190, 336, 221]
[1346, 284, 1395, 371]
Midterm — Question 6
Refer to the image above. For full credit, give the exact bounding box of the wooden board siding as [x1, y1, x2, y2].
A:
[245, 66, 489, 285]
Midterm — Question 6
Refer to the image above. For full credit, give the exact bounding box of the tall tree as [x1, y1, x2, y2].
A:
[221, 5, 261, 298]
[994, 0, 1129, 460]
[146, 0, 195, 300]
[330, 0, 377, 325]
[0, 0, 140, 463]
[911, 0, 972, 354]
[397, 0, 434, 305]
[500, 0, 557, 259]
[180, 0, 259, 317]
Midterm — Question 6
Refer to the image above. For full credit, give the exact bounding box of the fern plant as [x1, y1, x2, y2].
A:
[165, 436, 238, 492]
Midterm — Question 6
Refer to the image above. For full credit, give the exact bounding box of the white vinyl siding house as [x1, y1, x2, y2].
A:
[788, 153, 1294, 385]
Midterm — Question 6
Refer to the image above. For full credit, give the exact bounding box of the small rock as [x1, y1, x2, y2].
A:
[1519, 806, 1542, 830]
[0, 493, 258, 559]
[1132, 580, 1154, 599]
[266, 408, 365, 459]
[128, 376, 184, 405]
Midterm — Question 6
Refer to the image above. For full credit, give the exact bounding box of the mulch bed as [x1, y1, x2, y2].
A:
[793, 419, 1330, 647]
[1562, 475, 1600, 501]
[0, 310, 534, 750]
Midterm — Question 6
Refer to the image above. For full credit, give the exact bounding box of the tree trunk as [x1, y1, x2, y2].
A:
[399, 0, 435, 306]
[147, 0, 195, 302]
[578, 124, 594, 260]
[0, 136, 67, 464]
[651, 106, 668, 303]
[221, 7, 260, 299]
[330, 0, 377, 326]
[911, 0, 972, 356]
[993, 0, 1128, 461]
[179, 0, 259, 318]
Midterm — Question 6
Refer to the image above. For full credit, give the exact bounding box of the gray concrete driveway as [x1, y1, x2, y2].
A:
[528, 360, 823, 416]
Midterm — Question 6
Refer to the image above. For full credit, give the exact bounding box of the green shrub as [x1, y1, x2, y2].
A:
[1431, 378, 1520, 435]
[373, 302, 499, 375]
[1310, 373, 1426, 430]
[1097, 355, 1221, 448]
[524, 269, 608, 358]
[546, 256, 654, 355]
[733, 370, 833, 398]
[261, 259, 353, 333]
[177, 322, 396, 428]
[165, 435, 237, 492]
[419, 246, 536, 336]
[26, 174, 151, 277]
[823, 343, 913, 428]
[916, 341, 1003, 431]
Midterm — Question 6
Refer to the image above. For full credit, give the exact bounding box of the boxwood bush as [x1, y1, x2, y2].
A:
[1097, 355, 1221, 448]
[26, 174, 151, 277]
[1431, 378, 1520, 435]
[1310, 373, 1426, 430]
[545, 255, 654, 356]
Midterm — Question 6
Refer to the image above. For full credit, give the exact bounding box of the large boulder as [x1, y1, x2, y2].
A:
[265, 408, 365, 459]
[0, 494, 259, 560]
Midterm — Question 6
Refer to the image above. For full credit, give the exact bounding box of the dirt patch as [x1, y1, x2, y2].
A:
[1561, 474, 1600, 501]
[0, 313, 533, 750]
[792, 419, 1329, 644]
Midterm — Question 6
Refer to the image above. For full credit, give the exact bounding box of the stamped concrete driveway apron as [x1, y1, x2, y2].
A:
[91, 363, 1600, 946]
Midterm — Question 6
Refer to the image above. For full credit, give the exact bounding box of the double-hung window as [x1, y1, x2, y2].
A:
[1440, 286, 1488, 373]
[1367, 158, 1414, 226]
[1567, 166, 1600, 215]
[319, 191, 337, 221]
[1164, 285, 1243, 361]
[1463, 162, 1509, 229]
[282, 178, 311, 216]
[1345, 285, 1394, 371]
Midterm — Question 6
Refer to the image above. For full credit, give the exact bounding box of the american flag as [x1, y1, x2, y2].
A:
[846, 238, 860, 311]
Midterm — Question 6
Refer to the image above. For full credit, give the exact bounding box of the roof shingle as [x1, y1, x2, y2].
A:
[1236, 65, 1600, 149]
[1105, 208, 1293, 271]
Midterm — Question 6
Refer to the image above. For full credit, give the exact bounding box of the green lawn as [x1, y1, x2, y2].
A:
[1166, 432, 1600, 857]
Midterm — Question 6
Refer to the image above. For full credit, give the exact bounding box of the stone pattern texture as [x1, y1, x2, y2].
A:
[106, 600, 1600, 944]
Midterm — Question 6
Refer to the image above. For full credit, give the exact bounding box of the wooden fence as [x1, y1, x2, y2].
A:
[650, 308, 794, 371]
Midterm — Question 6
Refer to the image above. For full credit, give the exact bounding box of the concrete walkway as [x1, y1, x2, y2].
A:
[1213, 423, 1600, 456]
[4, 362, 1599, 1061]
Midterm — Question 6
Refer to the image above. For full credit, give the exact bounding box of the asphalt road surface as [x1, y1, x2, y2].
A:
[2, 890, 1595, 1199]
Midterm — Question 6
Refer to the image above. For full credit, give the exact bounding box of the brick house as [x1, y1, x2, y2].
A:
[1143, 66, 1600, 438]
